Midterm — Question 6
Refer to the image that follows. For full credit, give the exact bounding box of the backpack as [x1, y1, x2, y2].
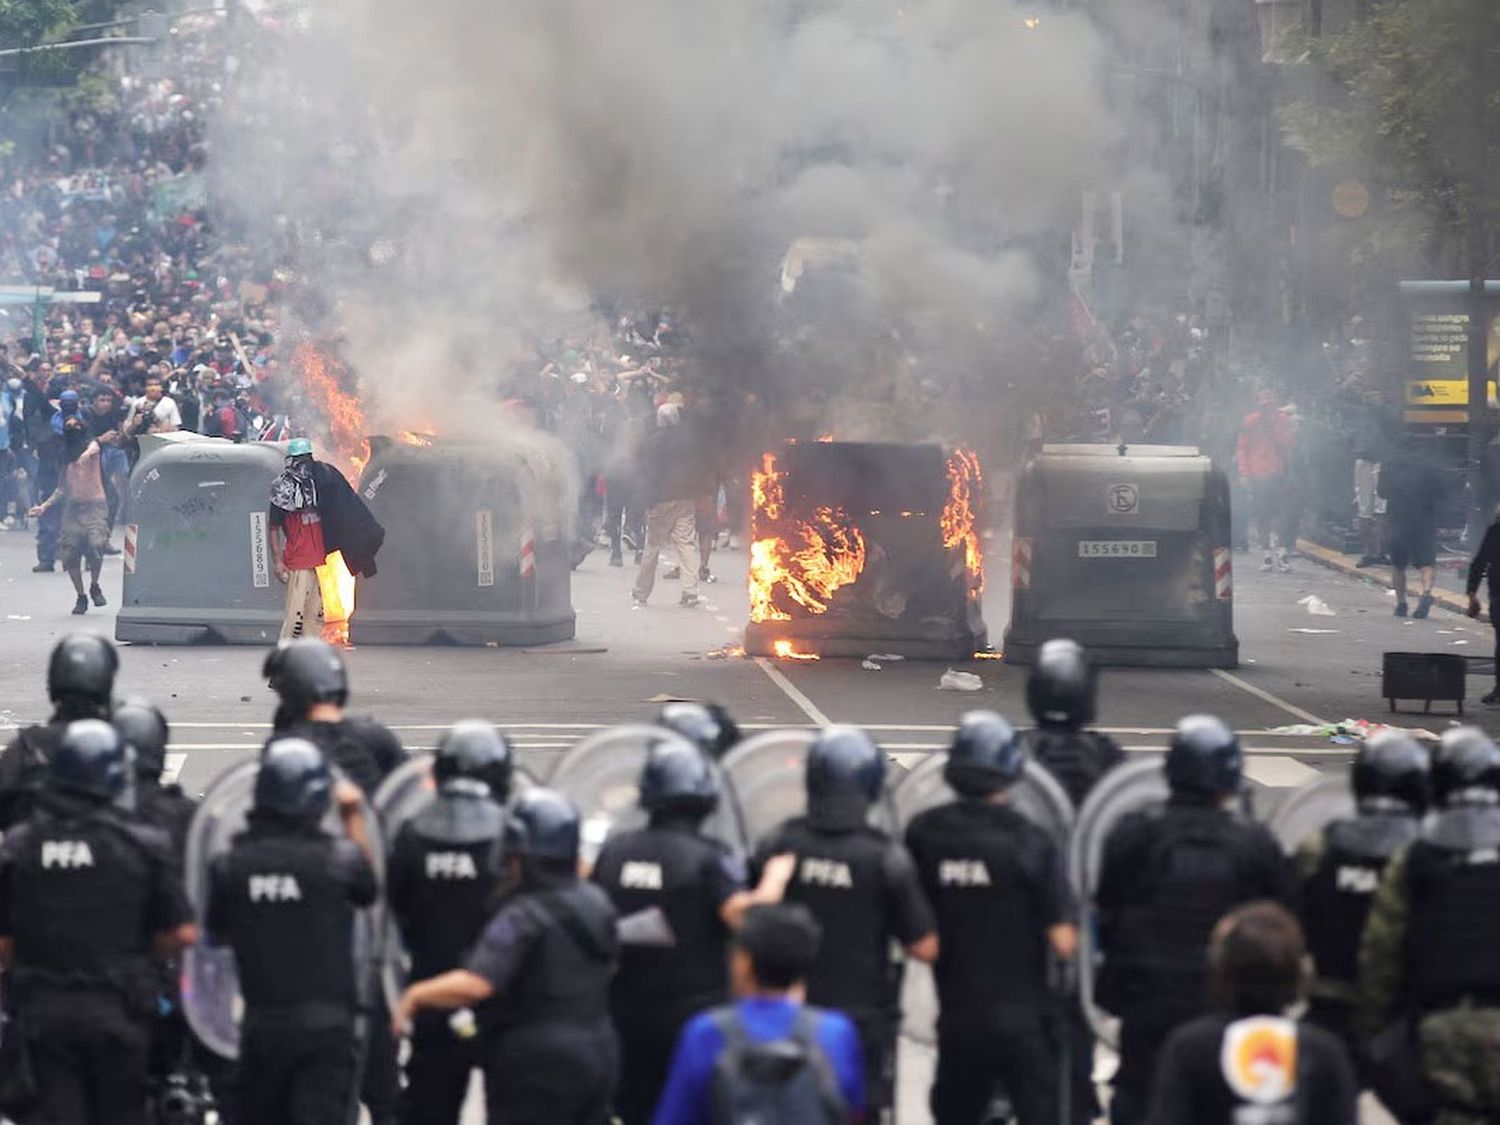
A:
[707, 1006, 847, 1125]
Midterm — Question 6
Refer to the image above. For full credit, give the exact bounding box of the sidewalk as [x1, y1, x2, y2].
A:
[1296, 539, 1486, 623]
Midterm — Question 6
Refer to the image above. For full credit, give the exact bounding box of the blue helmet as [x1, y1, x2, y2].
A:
[1165, 714, 1242, 798]
[113, 697, 171, 781]
[1432, 727, 1500, 809]
[806, 726, 884, 830]
[944, 710, 1024, 797]
[639, 732, 719, 818]
[506, 788, 581, 864]
[255, 738, 332, 820]
[52, 719, 128, 801]
[434, 721, 514, 801]
[1353, 730, 1429, 814]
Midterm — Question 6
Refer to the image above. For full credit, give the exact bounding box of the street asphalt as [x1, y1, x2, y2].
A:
[0, 522, 1475, 1123]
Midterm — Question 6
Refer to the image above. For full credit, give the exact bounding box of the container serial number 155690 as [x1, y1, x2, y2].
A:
[1078, 540, 1158, 558]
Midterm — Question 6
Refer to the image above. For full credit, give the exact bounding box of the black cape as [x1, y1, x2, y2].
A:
[312, 461, 385, 578]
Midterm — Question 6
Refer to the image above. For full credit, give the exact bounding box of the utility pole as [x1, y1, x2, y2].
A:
[1464, 6, 1493, 532]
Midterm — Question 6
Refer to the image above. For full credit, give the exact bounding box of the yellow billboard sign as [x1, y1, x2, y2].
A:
[1405, 379, 1498, 407]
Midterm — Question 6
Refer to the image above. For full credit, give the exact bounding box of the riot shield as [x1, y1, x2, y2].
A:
[1069, 755, 1169, 1048]
[892, 754, 1076, 1045]
[181, 758, 387, 1060]
[548, 724, 749, 867]
[719, 729, 899, 848]
[373, 754, 536, 1011]
[1266, 771, 1354, 854]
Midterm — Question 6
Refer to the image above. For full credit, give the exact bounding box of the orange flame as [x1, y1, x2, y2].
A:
[942, 448, 984, 594]
[315, 551, 356, 647]
[749, 452, 867, 623]
[772, 639, 820, 661]
[397, 431, 435, 447]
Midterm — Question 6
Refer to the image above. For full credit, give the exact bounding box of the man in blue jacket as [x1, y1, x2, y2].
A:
[653, 904, 864, 1124]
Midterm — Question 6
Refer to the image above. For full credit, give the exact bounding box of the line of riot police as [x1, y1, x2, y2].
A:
[1, 633, 1499, 1124]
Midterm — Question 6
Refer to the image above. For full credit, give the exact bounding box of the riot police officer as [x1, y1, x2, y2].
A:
[905, 711, 1078, 1125]
[1095, 714, 1291, 1125]
[204, 737, 380, 1125]
[1018, 638, 1123, 807]
[114, 698, 197, 858]
[0, 719, 196, 1124]
[264, 638, 405, 795]
[1293, 729, 1428, 1055]
[656, 700, 742, 760]
[387, 721, 514, 1125]
[0, 633, 118, 829]
[1360, 727, 1500, 1125]
[591, 732, 793, 1124]
[753, 726, 938, 1122]
[394, 788, 620, 1125]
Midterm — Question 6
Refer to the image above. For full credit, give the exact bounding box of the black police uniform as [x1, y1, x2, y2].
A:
[906, 798, 1075, 1125]
[463, 874, 620, 1125]
[1146, 1013, 1357, 1123]
[134, 780, 198, 859]
[1017, 727, 1124, 809]
[1096, 800, 1291, 1125]
[287, 716, 405, 797]
[754, 816, 935, 1118]
[0, 791, 191, 1125]
[591, 817, 746, 1124]
[0, 720, 67, 830]
[387, 785, 507, 1125]
[205, 815, 378, 1125]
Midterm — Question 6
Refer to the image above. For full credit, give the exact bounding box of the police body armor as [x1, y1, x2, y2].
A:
[181, 758, 387, 1059]
[549, 725, 748, 864]
[0, 723, 64, 831]
[1306, 818, 1417, 993]
[291, 717, 398, 797]
[1406, 808, 1500, 1012]
[892, 754, 1074, 1045]
[1018, 728, 1121, 810]
[492, 889, 617, 1038]
[373, 753, 534, 1011]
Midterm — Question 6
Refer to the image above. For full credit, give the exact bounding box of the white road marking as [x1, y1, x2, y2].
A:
[1242, 755, 1322, 788]
[1209, 668, 1325, 725]
[161, 753, 187, 785]
[753, 656, 833, 727]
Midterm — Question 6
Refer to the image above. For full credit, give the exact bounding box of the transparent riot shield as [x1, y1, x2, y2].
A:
[181, 758, 387, 1060]
[1266, 771, 1354, 854]
[719, 729, 900, 849]
[548, 724, 749, 868]
[892, 754, 1077, 1045]
[373, 754, 536, 1011]
[1069, 756, 1168, 1048]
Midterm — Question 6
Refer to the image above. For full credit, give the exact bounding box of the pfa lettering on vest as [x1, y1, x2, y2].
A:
[1467, 848, 1500, 866]
[426, 851, 480, 880]
[939, 859, 992, 888]
[248, 874, 303, 902]
[1334, 865, 1379, 894]
[799, 857, 854, 889]
[41, 840, 95, 869]
[619, 861, 664, 890]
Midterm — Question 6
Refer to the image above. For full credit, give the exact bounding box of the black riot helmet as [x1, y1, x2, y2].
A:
[505, 788, 581, 865]
[657, 701, 741, 760]
[47, 634, 118, 714]
[639, 732, 720, 819]
[52, 718, 129, 801]
[1026, 638, 1096, 728]
[433, 721, 515, 801]
[1432, 727, 1500, 809]
[945, 710, 1025, 798]
[806, 726, 885, 831]
[1165, 714, 1243, 799]
[262, 639, 348, 713]
[254, 737, 332, 821]
[113, 697, 171, 781]
[1353, 730, 1430, 815]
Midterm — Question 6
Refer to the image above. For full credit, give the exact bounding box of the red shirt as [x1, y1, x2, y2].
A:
[280, 509, 327, 571]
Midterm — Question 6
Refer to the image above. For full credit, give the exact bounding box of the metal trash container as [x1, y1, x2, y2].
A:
[116, 436, 287, 645]
[350, 437, 576, 646]
[1005, 444, 1237, 667]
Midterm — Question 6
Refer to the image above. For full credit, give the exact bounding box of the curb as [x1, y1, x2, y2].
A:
[1295, 539, 1486, 623]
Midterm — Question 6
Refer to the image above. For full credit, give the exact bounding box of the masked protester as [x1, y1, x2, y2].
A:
[394, 789, 621, 1125]
[29, 398, 116, 615]
[0, 634, 118, 830]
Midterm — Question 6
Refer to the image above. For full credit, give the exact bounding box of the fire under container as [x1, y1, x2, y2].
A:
[350, 435, 577, 646]
[116, 436, 288, 645]
[1004, 443, 1238, 668]
[743, 441, 987, 660]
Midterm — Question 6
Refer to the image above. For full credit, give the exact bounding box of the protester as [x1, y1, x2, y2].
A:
[1235, 389, 1296, 574]
[29, 406, 115, 614]
[633, 403, 705, 609]
[1466, 512, 1500, 704]
[1379, 435, 1446, 619]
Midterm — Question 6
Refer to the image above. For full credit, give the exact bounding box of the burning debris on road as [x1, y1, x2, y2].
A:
[746, 440, 987, 660]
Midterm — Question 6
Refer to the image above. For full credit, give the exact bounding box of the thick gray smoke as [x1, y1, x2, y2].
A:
[214, 0, 1115, 441]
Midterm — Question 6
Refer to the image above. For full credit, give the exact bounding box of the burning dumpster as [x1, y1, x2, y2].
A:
[743, 440, 986, 660]
[116, 436, 287, 645]
[1004, 444, 1237, 668]
[349, 435, 577, 646]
